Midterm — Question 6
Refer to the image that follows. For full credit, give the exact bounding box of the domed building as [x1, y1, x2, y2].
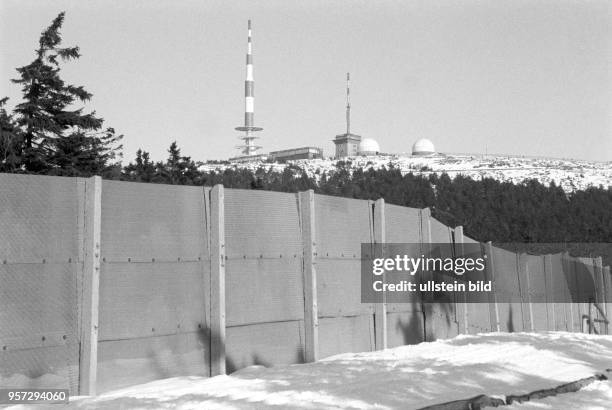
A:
[358, 138, 380, 155]
[412, 138, 436, 156]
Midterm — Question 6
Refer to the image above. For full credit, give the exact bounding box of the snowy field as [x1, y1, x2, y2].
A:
[9, 332, 612, 410]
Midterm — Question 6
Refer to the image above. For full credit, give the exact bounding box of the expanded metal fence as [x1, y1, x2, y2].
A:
[1, 173, 610, 395]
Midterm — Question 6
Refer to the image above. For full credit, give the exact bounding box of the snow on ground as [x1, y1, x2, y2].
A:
[9, 332, 612, 410]
[199, 154, 612, 193]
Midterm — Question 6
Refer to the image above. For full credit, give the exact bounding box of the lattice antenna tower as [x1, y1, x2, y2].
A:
[235, 20, 263, 156]
[346, 72, 351, 135]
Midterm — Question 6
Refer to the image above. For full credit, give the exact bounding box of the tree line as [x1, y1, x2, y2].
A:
[2, 13, 611, 260]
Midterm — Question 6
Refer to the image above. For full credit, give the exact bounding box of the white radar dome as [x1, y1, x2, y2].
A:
[358, 138, 380, 155]
[412, 138, 435, 156]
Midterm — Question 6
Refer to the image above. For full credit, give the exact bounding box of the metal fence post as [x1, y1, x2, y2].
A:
[79, 176, 102, 395]
[523, 255, 535, 332]
[594, 257, 607, 334]
[486, 242, 501, 332]
[373, 198, 387, 350]
[543, 254, 556, 331]
[210, 184, 226, 375]
[420, 208, 435, 340]
[454, 226, 469, 334]
[299, 190, 319, 362]
[604, 266, 612, 335]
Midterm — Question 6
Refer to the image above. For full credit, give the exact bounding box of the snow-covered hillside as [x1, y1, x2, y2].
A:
[199, 154, 612, 193]
[21, 332, 612, 410]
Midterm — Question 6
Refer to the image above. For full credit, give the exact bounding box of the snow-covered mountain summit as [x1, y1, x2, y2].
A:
[199, 153, 612, 192]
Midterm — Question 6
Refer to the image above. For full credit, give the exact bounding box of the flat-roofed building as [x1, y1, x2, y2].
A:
[269, 147, 324, 162]
[229, 153, 268, 163]
[333, 133, 361, 158]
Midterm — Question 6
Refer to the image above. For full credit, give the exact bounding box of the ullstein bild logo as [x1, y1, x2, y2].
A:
[360, 243, 610, 304]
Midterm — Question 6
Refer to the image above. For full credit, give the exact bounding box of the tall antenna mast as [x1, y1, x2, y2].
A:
[235, 19, 263, 156]
[346, 72, 351, 135]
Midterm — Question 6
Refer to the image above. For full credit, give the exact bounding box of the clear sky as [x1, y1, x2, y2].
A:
[1, 0, 611, 162]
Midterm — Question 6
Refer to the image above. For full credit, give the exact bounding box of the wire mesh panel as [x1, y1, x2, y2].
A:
[0, 174, 83, 394]
[224, 189, 304, 370]
[384, 204, 424, 347]
[459, 236, 495, 334]
[97, 332, 209, 393]
[385, 204, 421, 244]
[99, 263, 207, 341]
[429, 217, 453, 243]
[315, 194, 374, 358]
[318, 315, 374, 359]
[97, 181, 209, 393]
[225, 321, 305, 373]
[550, 253, 572, 331]
[560, 254, 583, 332]
[424, 216, 459, 340]
[490, 247, 524, 333]
[101, 181, 207, 261]
[455, 236, 493, 334]
[574, 257, 598, 333]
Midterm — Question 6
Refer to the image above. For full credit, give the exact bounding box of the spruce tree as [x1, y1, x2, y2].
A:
[124, 149, 156, 182]
[0, 98, 22, 172]
[11, 12, 122, 175]
[163, 141, 200, 185]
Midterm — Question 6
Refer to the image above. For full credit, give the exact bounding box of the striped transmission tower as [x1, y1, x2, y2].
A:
[235, 19, 263, 156]
[345, 72, 351, 134]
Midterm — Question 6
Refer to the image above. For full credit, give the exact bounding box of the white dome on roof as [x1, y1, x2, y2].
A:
[358, 138, 380, 155]
[412, 138, 435, 156]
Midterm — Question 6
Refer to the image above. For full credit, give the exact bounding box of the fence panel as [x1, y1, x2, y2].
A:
[491, 247, 524, 333]
[574, 257, 597, 333]
[459, 236, 493, 334]
[424, 216, 459, 340]
[224, 189, 304, 371]
[384, 204, 424, 347]
[97, 181, 209, 393]
[560, 254, 582, 332]
[543, 254, 559, 330]
[549, 253, 571, 331]
[315, 195, 374, 358]
[455, 235, 493, 334]
[0, 174, 83, 394]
